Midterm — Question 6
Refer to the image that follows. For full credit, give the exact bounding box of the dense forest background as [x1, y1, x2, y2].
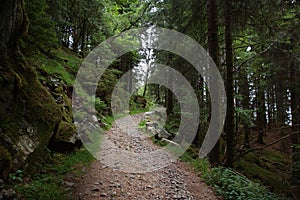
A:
[0, 0, 300, 199]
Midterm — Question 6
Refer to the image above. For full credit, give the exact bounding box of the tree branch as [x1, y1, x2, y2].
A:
[234, 131, 300, 162]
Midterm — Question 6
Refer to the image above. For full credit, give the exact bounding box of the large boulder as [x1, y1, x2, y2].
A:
[48, 121, 80, 153]
[0, 0, 62, 177]
[44, 75, 82, 153]
[0, 61, 61, 177]
[143, 108, 172, 140]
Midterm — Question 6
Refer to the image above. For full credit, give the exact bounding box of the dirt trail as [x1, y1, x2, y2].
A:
[73, 114, 220, 200]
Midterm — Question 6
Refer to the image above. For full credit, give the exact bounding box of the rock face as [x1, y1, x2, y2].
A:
[0, 0, 80, 179]
[45, 76, 81, 153]
[0, 61, 62, 178]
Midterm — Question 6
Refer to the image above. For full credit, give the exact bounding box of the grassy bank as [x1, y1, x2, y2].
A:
[13, 149, 94, 199]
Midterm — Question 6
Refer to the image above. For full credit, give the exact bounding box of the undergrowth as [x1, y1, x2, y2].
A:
[180, 151, 289, 200]
[13, 149, 94, 199]
[205, 167, 286, 200]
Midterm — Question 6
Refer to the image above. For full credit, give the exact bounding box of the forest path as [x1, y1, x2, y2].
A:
[73, 114, 220, 200]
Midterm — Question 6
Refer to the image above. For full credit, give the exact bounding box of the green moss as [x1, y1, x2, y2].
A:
[60, 94, 73, 123]
[55, 121, 76, 142]
[1, 60, 61, 167]
[26, 48, 81, 86]
[235, 151, 290, 195]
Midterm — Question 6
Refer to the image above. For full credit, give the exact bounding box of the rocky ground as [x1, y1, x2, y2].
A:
[70, 114, 220, 200]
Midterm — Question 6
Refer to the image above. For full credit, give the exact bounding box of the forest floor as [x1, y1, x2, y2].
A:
[234, 126, 293, 196]
[69, 114, 220, 200]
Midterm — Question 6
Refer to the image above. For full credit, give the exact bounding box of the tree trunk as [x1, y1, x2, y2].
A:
[128, 68, 133, 94]
[193, 77, 205, 148]
[275, 72, 287, 126]
[224, 0, 235, 168]
[155, 85, 160, 103]
[166, 70, 173, 115]
[256, 81, 266, 144]
[239, 66, 250, 147]
[81, 18, 86, 52]
[290, 54, 300, 197]
[142, 64, 150, 97]
[207, 0, 220, 165]
[0, 0, 28, 59]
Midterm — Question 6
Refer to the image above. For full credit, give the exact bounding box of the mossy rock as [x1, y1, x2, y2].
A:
[48, 121, 80, 153]
[0, 59, 61, 171]
[0, 146, 12, 180]
[235, 151, 290, 195]
[56, 121, 77, 142]
[30, 59, 81, 154]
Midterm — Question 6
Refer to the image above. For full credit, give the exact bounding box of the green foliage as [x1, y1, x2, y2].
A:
[27, 48, 81, 86]
[235, 107, 254, 127]
[95, 97, 108, 114]
[9, 170, 23, 182]
[96, 68, 122, 106]
[14, 149, 94, 199]
[138, 119, 146, 130]
[100, 115, 115, 130]
[204, 167, 285, 200]
[16, 179, 68, 200]
[164, 113, 180, 135]
[102, 0, 145, 35]
[175, 146, 287, 200]
[191, 158, 211, 176]
[25, 0, 58, 49]
[49, 149, 94, 175]
[129, 102, 149, 115]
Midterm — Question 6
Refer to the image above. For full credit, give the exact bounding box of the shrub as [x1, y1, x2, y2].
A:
[204, 167, 285, 200]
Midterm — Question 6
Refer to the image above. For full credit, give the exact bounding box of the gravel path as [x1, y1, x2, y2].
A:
[72, 114, 220, 200]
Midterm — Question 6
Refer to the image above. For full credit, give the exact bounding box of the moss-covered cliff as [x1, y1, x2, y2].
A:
[0, 57, 62, 178]
[0, 0, 81, 179]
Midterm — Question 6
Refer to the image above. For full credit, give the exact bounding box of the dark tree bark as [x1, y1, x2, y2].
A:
[142, 61, 150, 97]
[224, 0, 235, 167]
[193, 77, 205, 148]
[275, 72, 287, 126]
[239, 68, 251, 147]
[81, 18, 86, 52]
[0, 0, 28, 59]
[290, 39, 300, 196]
[165, 54, 174, 115]
[128, 68, 133, 93]
[256, 81, 266, 144]
[166, 71, 174, 115]
[207, 0, 220, 165]
[155, 84, 160, 103]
